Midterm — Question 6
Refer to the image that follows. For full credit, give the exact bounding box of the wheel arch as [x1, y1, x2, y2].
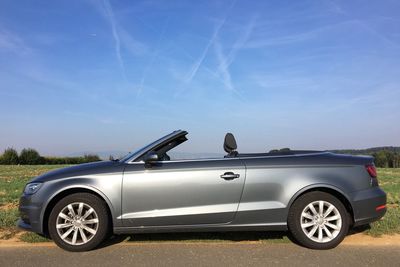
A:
[41, 185, 115, 236]
[287, 184, 355, 225]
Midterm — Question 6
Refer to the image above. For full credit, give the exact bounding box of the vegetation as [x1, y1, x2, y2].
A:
[332, 146, 400, 155]
[19, 232, 50, 243]
[0, 148, 101, 165]
[0, 165, 398, 242]
[19, 148, 43, 165]
[366, 168, 400, 236]
[373, 150, 400, 168]
[0, 148, 19, 165]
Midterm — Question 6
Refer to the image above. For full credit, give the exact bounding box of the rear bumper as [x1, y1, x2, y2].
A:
[350, 187, 386, 227]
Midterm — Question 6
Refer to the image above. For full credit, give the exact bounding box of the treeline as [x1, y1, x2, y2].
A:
[331, 146, 400, 168]
[0, 148, 101, 165]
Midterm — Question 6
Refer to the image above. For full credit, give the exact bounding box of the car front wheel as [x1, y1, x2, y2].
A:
[48, 193, 110, 252]
[288, 191, 350, 249]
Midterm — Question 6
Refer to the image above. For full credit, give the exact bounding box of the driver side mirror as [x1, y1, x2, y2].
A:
[143, 151, 159, 166]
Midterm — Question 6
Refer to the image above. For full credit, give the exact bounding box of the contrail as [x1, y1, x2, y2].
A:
[218, 16, 256, 72]
[102, 0, 127, 80]
[185, 0, 237, 83]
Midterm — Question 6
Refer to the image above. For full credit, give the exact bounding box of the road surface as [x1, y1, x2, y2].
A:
[1, 242, 399, 267]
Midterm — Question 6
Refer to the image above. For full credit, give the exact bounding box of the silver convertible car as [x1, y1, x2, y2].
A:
[18, 130, 386, 251]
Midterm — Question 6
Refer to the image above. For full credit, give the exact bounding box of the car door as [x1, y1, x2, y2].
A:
[121, 158, 246, 227]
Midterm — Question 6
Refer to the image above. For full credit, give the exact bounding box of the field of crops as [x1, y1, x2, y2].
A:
[0, 165, 399, 242]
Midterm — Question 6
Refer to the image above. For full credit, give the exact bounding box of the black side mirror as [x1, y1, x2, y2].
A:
[143, 151, 159, 165]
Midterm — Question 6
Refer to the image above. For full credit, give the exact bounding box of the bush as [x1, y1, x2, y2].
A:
[83, 154, 101, 162]
[19, 148, 44, 165]
[1, 148, 19, 164]
[0, 148, 102, 165]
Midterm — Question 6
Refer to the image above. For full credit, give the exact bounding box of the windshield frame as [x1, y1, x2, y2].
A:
[119, 130, 188, 163]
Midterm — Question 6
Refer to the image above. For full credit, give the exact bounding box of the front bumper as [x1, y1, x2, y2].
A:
[350, 187, 387, 227]
[18, 193, 44, 234]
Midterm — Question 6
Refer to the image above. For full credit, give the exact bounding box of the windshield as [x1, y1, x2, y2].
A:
[118, 141, 158, 162]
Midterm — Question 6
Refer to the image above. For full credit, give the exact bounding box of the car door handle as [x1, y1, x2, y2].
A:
[220, 172, 240, 180]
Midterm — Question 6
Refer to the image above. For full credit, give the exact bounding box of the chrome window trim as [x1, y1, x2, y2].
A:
[126, 152, 329, 164]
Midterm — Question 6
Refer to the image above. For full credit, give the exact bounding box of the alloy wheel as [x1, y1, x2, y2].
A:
[56, 202, 99, 245]
[300, 200, 342, 243]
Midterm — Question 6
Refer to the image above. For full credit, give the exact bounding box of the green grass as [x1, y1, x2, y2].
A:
[0, 165, 69, 240]
[365, 168, 400, 236]
[0, 209, 19, 228]
[0, 165, 398, 242]
[377, 168, 400, 205]
[19, 232, 50, 243]
[366, 207, 400, 236]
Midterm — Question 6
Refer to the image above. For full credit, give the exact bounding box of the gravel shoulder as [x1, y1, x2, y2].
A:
[0, 233, 399, 247]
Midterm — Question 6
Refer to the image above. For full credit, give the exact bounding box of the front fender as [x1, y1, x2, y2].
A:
[38, 176, 122, 233]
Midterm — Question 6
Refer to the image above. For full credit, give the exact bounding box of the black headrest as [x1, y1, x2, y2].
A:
[224, 133, 237, 153]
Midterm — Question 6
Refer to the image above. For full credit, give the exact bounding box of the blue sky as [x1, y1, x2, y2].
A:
[0, 0, 399, 156]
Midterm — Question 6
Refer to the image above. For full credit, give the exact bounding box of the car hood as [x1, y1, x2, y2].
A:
[30, 161, 121, 183]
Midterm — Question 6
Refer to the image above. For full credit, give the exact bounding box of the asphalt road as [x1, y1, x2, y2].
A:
[1, 243, 399, 267]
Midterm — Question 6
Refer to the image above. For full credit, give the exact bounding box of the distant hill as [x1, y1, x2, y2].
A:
[329, 146, 400, 155]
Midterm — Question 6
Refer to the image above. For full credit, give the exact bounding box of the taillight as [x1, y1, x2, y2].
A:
[365, 164, 377, 178]
[376, 204, 386, 211]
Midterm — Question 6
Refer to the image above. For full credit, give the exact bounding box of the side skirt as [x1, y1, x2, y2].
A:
[113, 223, 287, 234]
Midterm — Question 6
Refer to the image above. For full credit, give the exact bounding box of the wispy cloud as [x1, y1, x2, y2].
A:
[325, 0, 346, 14]
[101, 0, 127, 79]
[322, 1, 400, 49]
[244, 20, 356, 48]
[253, 73, 319, 92]
[0, 29, 32, 55]
[118, 27, 148, 56]
[355, 19, 400, 49]
[312, 83, 400, 114]
[64, 110, 126, 125]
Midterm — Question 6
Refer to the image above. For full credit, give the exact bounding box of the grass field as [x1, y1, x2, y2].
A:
[365, 168, 400, 236]
[0, 165, 399, 242]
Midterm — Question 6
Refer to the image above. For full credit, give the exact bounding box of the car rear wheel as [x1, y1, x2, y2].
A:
[48, 193, 110, 252]
[288, 191, 349, 249]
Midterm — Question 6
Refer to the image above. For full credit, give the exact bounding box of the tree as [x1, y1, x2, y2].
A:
[19, 148, 43, 165]
[1, 148, 19, 164]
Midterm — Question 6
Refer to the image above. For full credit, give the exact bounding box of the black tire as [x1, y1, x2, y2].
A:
[288, 191, 350, 249]
[48, 193, 110, 252]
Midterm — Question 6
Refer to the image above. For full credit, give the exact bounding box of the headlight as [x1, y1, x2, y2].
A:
[24, 183, 42, 195]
